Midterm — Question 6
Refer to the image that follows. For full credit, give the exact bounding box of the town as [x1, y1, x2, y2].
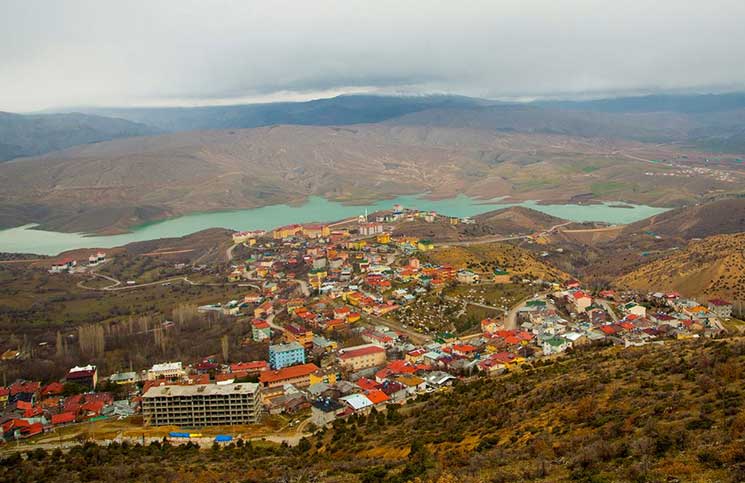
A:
[0, 204, 737, 447]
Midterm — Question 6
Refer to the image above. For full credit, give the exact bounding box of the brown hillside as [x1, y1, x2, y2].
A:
[0, 125, 742, 234]
[615, 232, 745, 302]
[424, 242, 570, 281]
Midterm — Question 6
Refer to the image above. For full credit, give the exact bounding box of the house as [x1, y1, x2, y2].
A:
[623, 302, 647, 318]
[542, 336, 570, 355]
[708, 299, 733, 318]
[311, 398, 344, 426]
[50, 257, 76, 273]
[259, 363, 320, 396]
[108, 372, 138, 385]
[147, 362, 185, 381]
[456, 270, 480, 284]
[65, 365, 98, 388]
[284, 323, 314, 348]
[340, 393, 374, 413]
[481, 318, 501, 334]
[269, 342, 306, 370]
[338, 344, 387, 371]
[51, 412, 76, 426]
[230, 361, 268, 378]
[251, 319, 271, 342]
[571, 291, 593, 313]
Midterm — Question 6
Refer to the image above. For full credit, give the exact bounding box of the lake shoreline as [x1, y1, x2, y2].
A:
[0, 194, 669, 256]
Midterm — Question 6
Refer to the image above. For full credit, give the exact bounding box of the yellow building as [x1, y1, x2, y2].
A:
[376, 233, 391, 244]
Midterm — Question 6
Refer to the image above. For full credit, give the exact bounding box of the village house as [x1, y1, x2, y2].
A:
[708, 298, 733, 318]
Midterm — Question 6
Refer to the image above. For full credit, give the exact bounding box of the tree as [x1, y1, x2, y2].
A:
[221, 335, 230, 363]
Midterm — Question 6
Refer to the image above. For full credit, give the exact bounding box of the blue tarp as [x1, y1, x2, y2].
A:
[214, 435, 233, 442]
[169, 432, 190, 438]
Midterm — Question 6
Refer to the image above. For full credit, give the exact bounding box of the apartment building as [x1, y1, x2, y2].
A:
[268, 342, 306, 369]
[142, 382, 261, 427]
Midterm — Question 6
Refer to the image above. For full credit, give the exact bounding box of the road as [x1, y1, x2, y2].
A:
[597, 298, 619, 322]
[437, 221, 573, 248]
[226, 243, 239, 262]
[362, 312, 432, 345]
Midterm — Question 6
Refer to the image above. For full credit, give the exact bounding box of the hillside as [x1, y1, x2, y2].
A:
[0, 112, 157, 162]
[616, 232, 745, 301]
[423, 242, 570, 282]
[392, 207, 567, 242]
[622, 198, 745, 239]
[1, 124, 741, 234]
[3, 338, 744, 482]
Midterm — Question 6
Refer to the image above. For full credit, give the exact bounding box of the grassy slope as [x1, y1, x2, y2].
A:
[2, 338, 745, 482]
[616, 233, 745, 301]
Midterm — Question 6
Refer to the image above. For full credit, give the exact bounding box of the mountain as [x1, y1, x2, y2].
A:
[0, 111, 158, 161]
[535, 92, 745, 113]
[83, 94, 492, 132]
[615, 232, 745, 301]
[1, 124, 742, 234]
[3, 338, 744, 482]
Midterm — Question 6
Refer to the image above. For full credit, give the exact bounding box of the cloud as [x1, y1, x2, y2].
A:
[2, 0, 745, 111]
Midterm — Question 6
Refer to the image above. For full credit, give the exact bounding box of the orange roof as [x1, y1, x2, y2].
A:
[364, 389, 390, 405]
[259, 363, 319, 384]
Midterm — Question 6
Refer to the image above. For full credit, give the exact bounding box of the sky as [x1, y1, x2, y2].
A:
[2, 0, 745, 112]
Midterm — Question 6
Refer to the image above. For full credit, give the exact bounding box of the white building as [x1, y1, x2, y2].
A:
[147, 361, 186, 381]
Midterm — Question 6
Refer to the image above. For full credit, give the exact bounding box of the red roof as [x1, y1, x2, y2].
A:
[80, 400, 105, 416]
[339, 345, 385, 359]
[573, 291, 591, 299]
[230, 361, 268, 373]
[259, 363, 319, 384]
[600, 325, 617, 335]
[41, 382, 65, 396]
[51, 412, 76, 425]
[252, 319, 270, 329]
[709, 298, 732, 307]
[356, 377, 381, 391]
[10, 381, 40, 395]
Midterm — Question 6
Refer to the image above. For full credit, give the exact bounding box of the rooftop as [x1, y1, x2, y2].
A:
[143, 382, 259, 398]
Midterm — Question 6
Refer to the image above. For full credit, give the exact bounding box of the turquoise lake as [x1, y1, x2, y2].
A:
[0, 195, 668, 255]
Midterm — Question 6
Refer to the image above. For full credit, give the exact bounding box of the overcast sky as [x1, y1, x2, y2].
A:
[2, 0, 745, 112]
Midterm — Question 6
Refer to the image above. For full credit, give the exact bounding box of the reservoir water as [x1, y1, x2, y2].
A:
[0, 195, 668, 255]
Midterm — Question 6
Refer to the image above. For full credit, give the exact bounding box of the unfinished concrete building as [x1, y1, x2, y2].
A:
[142, 382, 261, 427]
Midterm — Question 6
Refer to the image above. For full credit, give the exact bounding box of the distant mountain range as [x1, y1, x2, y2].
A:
[82, 94, 492, 132]
[4, 92, 745, 164]
[0, 111, 158, 161]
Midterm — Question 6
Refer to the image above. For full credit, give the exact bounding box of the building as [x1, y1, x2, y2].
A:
[50, 257, 76, 273]
[359, 222, 384, 236]
[708, 299, 733, 318]
[259, 363, 320, 396]
[284, 324, 314, 348]
[252, 319, 271, 342]
[269, 342, 306, 369]
[65, 365, 98, 388]
[109, 371, 138, 385]
[147, 362, 186, 381]
[571, 291, 593, 313]
[142, 382, 261, 427]
[456, 270, 480, 284]
[338, 344, 387, 371]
